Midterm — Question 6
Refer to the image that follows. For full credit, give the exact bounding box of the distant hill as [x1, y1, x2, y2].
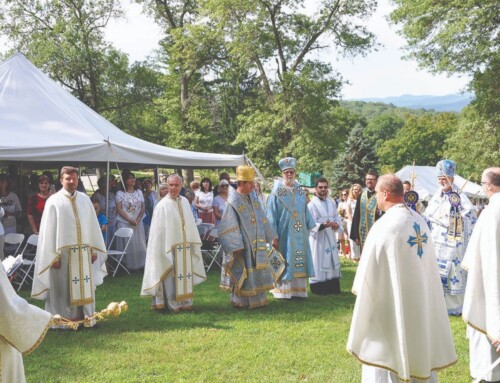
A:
[349, 93, 474, 112]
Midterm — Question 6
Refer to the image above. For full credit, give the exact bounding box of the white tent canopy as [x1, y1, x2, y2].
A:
[396, 165, 486, 200]
[0, 53, 245, 168]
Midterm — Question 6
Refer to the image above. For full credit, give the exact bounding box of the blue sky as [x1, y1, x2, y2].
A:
[0, 0, 466, 100]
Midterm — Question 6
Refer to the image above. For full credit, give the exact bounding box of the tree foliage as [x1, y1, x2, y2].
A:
[377, 113, 458, 171]
[324, 123, 378, 190]
[445, 106, 500, 181]
[390, 0, 500, 126]
[0, 0, 124, 113]
[390, 0, 499, 74]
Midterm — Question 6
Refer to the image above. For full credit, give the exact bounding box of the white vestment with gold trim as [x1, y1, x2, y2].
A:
[347, 204, 456, 382]
[1, 266, 52, 383]
[141, 195, 206, 311]
[31, 189, 107, 324]
[462, 192, 500, 382]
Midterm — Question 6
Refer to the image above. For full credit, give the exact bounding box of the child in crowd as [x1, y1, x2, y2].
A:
[93, 200, 108, 242]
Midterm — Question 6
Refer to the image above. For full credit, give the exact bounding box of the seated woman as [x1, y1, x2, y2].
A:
[0, 174, 22, 235]
[27, 175, 53, 235]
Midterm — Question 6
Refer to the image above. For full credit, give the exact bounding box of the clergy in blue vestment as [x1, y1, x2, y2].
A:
[266, 157, 316, 299]
[218, 166, 277, 308]
[424, 159, 477, 316]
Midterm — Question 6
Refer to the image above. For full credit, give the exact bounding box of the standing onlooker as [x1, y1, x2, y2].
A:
[142, 178, 157, 241]
[115, 170, 147, 270]
[91, 176, 117, 246]
[347, 175, 457, 382]
[141, 174, 206, 312]
[462, 167, 500, 382]
[194, 177, 215, 224]
[31, 166, 107, 328]
[308, 178, 343, 295]
[266, 157, 316, 299]
[424, 159, 477, 316]
[155, 183, 168, 207]
[0, 174, 22, 234]
[213, 179, 230, 289]
[218, 166, 277, 308]
[213, 180, 229, 228]
[253, 180, 266, 208]
[213, 172, 234, 197]
[350, 171, 382, 252]
[337, 189, 350, 257]
[27, 175, 53, 235]
[184, 190, 199, 221]
[346, 183, 362, 261]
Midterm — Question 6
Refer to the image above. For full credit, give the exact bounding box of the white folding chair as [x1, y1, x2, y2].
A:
[12, 234, 38, 291]
[2, 253, 23, 282]
[107, 227, 133, 277]
[4, 233, 25, 257]
[199, 225, 222, 272]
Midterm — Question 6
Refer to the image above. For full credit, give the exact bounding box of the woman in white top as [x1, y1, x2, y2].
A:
[0, 174, 22, 235]
[346, 183, 362, 261]
[115, 170, 147, 270]
[213, 180, 229, 229]
[194, 177, 215, 224]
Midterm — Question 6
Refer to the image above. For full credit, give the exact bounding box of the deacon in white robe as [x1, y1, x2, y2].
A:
[141, 174, 206, 312]
[424, 159, 477, 316]
[462, 167, 500, 382]
[1, 262, 52, 383]
[347, 175, 456, 383]
[31, 167, 107, 328]
[307, 178, 343, 295]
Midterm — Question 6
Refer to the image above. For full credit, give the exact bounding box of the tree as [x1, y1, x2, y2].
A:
[445, 106, 500, 181]
[390, 0, 499, 74]
[208, 0, 378, 173]
[0, 0, 124, 113]
[390, 1, 500, 123]
[324, 123, 378, 190]
[135, 0, 226, 153]
[377, 113, 458, 171]
[363, 112, 405, 149]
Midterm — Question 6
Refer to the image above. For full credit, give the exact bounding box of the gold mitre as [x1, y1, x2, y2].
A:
[236, 166, 255, 181]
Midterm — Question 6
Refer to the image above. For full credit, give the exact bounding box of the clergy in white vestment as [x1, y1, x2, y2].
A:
[31, 167, 107, 328]
[1, 265, 52, 382]
[347, 174, 457, 383]
[141, 173, 206, 312]
[462, 167, 500, 382]
[423, 159, 477, 316]
[307, 177, 343, 295]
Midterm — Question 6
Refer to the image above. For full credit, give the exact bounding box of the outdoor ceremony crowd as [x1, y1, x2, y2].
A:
[1, 159, 499, 383]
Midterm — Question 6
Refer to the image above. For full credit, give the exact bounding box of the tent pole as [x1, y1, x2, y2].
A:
[105, 161, 110, 244]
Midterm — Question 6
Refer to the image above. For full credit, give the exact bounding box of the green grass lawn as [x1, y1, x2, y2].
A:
[20, 259, 471, 382]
